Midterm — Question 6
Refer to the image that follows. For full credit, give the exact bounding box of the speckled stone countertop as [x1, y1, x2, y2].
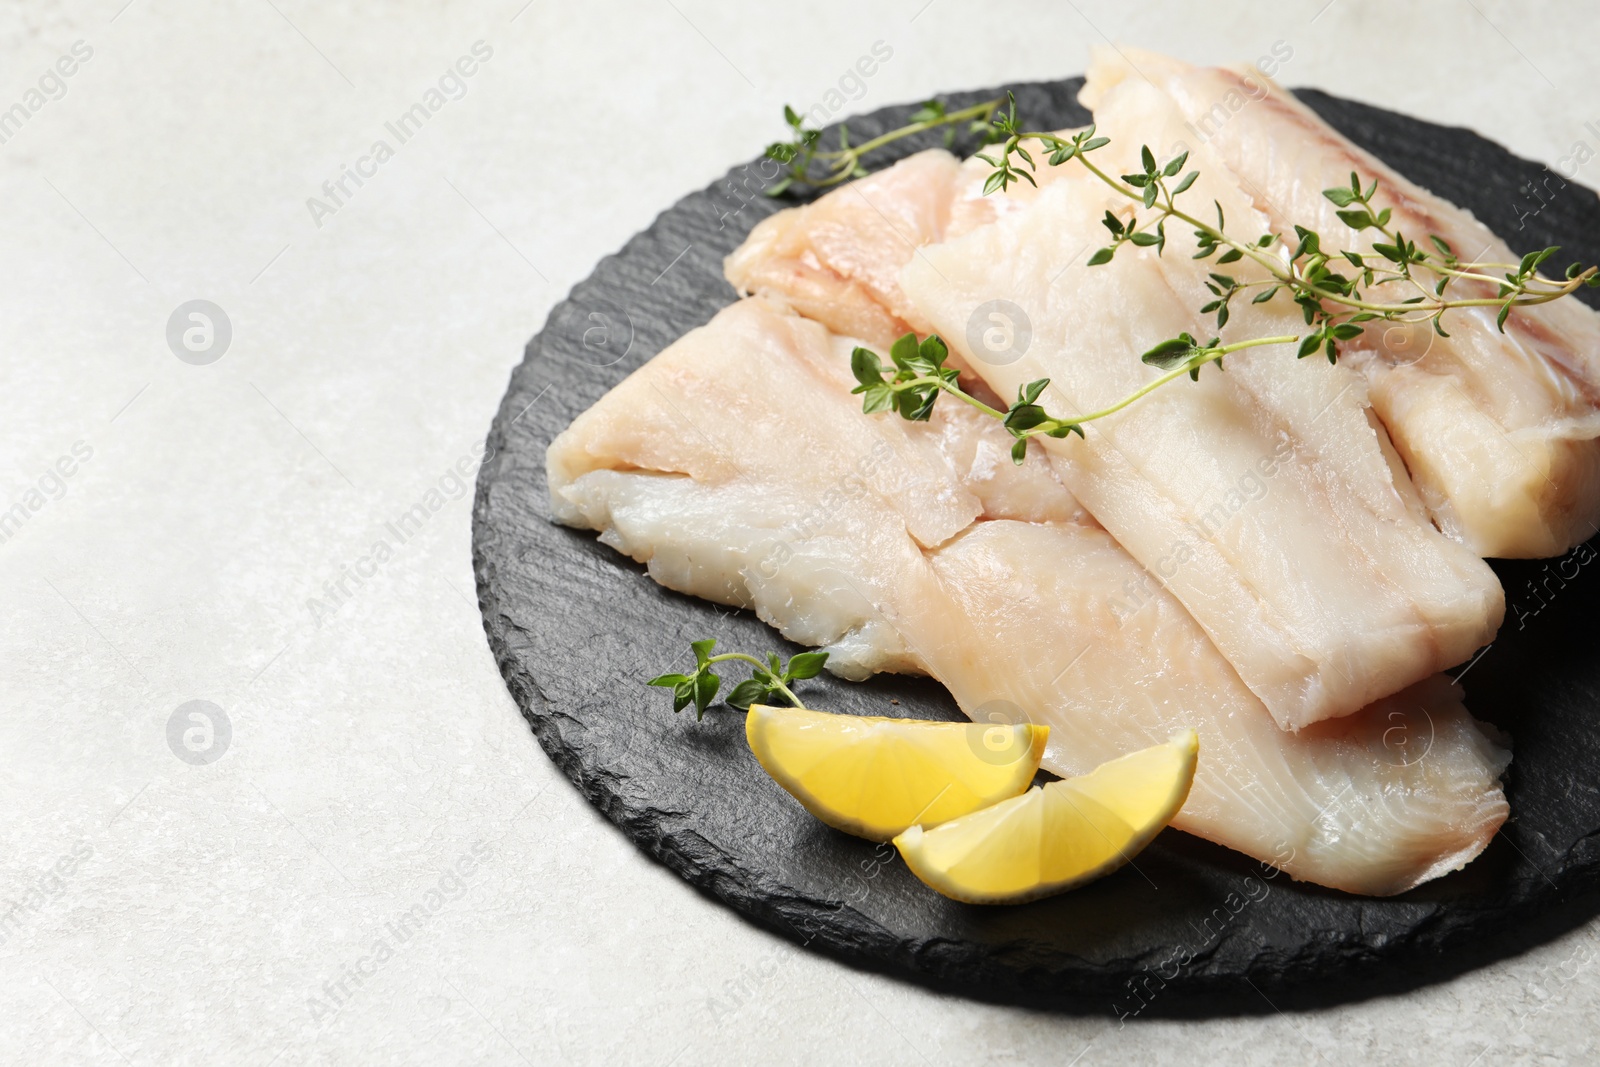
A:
[3, 1, 1597, 1062]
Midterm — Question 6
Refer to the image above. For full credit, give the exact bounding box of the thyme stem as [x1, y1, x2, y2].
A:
[706, 653, 803, 707]
[771, 93, 1600, 460]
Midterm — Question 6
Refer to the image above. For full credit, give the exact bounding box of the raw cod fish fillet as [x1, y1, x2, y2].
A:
[725, 134, 1505, 730]
[725, 149, 962, 352]
[890, 170, 1501, 730]
[723, 146, 1057, 351]
[1083, 46, 1600, 558]
[1044, 71, 1507, 728]
[546, 296, 1510, 894]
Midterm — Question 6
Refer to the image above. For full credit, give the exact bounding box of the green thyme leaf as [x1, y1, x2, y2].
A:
[896, 386, 939, 422]
[647, 672, 690, 689]
[1003, 405, 1050, 435]
[691, 670, 721, 719]
[851, 346, 885, 387]
[725, 678, 771, 710]
[785, 651, 829, 680]
[858, 383, 894, 415]
[888, 332, 920, 371]
[1142, 334, 1198, 370]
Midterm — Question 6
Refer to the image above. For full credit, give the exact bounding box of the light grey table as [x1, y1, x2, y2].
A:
[3, 1, 1595, 1062]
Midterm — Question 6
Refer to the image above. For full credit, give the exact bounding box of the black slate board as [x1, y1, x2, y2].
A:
[472, 78, 1600, 1016]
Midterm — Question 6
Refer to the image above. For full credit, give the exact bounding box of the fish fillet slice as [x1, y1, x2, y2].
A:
[723, 117, 1503, 728]
[928, 520, 1508, 897]
[1083, 46, 1600, 557]
[1078, 72, 1507, 697]
[546, 297, 1510, 893]
[723, 145, 1068, 349]
[899, 173, 1502, 729]
[725, 149, 960, 350]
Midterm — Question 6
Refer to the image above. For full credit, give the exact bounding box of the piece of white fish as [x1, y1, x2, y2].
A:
[724, 146, 1056, 350]
[547, 297, 1510, 894]
[1083, 46, 1600, 558]
[899, 166, 1503, 729]
[726, 123, 1506, 729]
[726, 149, 962, 352]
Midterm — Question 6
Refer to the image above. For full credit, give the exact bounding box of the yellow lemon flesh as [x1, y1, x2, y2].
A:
[745, 705, 1048, 842]
[893, 730, 1199, 905]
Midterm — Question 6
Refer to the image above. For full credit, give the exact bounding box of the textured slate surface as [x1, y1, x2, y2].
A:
[472, 78, 1600, 1015]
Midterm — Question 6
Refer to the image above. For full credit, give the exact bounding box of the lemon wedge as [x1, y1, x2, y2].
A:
[745, 705, 1048, 842]
[893, 730, 1199, 904]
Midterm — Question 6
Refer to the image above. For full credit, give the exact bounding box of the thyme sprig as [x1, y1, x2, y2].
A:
[808, 93, 1600, 462]
[850, 329, 1300, 461]
[648, 639, 826, 719]
[765, 98, 1004, 198]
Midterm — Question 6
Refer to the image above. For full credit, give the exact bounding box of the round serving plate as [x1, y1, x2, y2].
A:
[472, 77, 1600, 1014]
